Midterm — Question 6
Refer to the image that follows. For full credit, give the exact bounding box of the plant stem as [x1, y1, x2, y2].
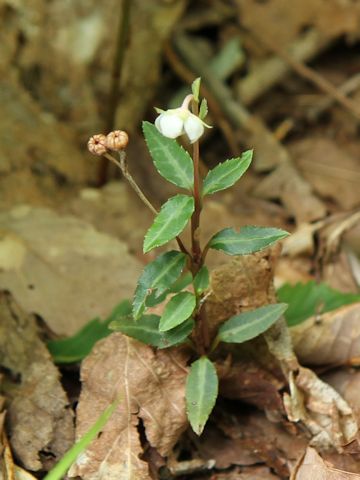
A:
[188, 99, 211, 353]
[103, 152, 189, 256]
[190, 108, 202, 274]
[104, 152, 157, 215]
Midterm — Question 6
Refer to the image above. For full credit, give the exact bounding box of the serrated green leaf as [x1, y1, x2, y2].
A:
[110, 314, 194, 349]
[170, 271, 193, 293]
[47, 300, 131, 363]
[193, 266, 210, 294]
[186, 357, 218, 435]
[159, 291, 196, 332]
[192, 77, 201, 102]
[278, 281, 360, 327]
[133, 251, 187, 320]
[217, 303, 288, 344]
[143, 121, 194, 189]
[145, 290, 168, 308]
[143, 195, 194, 253]
[209, 226, 289, 255]
[203, 151, 253, 196]
[199, 98, 208, 120]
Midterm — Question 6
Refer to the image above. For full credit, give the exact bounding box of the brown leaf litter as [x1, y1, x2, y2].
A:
[292, 446, 360, 479]
[290, 138, 360, 211]
[206, 249, 358, 451]
[69, 334, 189, 480]
[236, 0, 360, 51]
[291, 303, 360, 367]
[0, 206, 142, 335]
[0, 292, 73, 471]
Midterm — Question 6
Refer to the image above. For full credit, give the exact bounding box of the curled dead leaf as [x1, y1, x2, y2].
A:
[284, 367, 357, 451]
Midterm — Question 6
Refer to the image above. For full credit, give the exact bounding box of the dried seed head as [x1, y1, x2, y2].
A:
[87, 134, 107, 156]
[106, 130, 129, 151]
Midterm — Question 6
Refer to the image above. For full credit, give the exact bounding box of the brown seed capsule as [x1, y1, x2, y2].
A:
[106, 130, 129, 151]
[87, 134, 107, 156]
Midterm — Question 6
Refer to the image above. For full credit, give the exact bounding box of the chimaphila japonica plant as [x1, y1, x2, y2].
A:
[88, 78, 289, 435]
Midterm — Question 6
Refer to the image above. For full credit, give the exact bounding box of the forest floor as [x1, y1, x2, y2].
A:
[1, 1, 360, 479]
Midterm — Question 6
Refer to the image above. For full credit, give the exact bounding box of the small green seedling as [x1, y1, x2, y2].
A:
[88, 78, 289, 435]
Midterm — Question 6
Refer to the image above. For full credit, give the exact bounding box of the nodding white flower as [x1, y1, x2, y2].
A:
[155, 95, 210, 144]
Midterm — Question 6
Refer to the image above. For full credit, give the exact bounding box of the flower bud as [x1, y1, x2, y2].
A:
[87, 134, 107, 156]
[106, 130, 129, 151]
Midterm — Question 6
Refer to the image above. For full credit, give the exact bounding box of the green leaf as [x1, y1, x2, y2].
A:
[209, 226, 289, 256]
[217, 303, 288, 344]
[133, 251, 187, 320]
[159, 291, 196, 332]
[47, 300, 131, 363]
[202, 151, 253, 196]
[43, 396, 120, 480]
[199, 98, 208, 120]
[186, 357, 218, 435]
[142, 121, 194, 190]
[278, 281, 360, 327]
[145, 290, 168, 308]
[143, 195, 195, 253]
[170, 271, 193, 293]
[193, 266, 210, 294]
[192, 77, 201, 102]
[110, 314, 194, 349]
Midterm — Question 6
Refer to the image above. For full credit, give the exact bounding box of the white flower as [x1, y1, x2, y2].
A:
[155, 95, 210, 144]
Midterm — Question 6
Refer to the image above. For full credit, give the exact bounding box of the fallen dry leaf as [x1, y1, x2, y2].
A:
[69, 333, 189, 480]
[0, 206, 142, 335]
[284, 367, 357, 450]
[253, 162, 327, 223]
[215, 465, 280, 479]
[236, 0, 360, 49]
[291, 138, 360, 210]
[0, 292, 74, 471]
[219, 360, 285, 418]
[205, 247, 358, 450]
[291, 446, 360, 479]
[324, 369, 360, 420]
[291, 303, 360, 366]
[199, 410, 306, 476]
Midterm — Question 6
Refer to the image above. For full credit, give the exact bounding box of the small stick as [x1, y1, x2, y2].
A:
[252, 31, 360, 121]
[236, 28, 331, 106]
[308, 73, 360, 120]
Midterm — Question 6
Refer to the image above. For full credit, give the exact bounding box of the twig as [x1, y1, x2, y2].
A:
[252, 31, 360, 121]
[98, 0, 132, 185]
[236, 28, 332, 106]
[308, 73, 360, 120]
